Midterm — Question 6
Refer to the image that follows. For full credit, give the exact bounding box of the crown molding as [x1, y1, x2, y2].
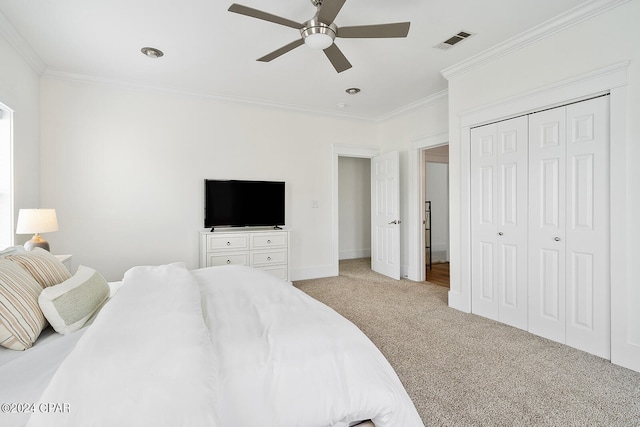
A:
[0, 9, 46, 75]
[441, 0, 631, 81]
[42, 68, 450, 123]
[42, 69, 379, 122]
[377, 89, 448, 121]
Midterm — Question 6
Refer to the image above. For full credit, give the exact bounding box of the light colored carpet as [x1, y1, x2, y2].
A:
[294, 258, 640, 426]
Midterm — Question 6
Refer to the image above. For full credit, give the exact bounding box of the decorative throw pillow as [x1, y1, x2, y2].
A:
[0, 259, 47, 350]
[6, 247, 71, 288]
[39, 265, 110, 335]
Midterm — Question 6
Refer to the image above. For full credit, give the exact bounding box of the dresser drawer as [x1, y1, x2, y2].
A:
[206, 235, 249, 252]
[257, 265, 289, 281]
[206, 253, 249, 267]
[251, 233, 287, 249]
[251, 249, 287, 267]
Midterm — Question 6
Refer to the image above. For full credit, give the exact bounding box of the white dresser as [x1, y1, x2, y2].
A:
[199, 229, 290, 281]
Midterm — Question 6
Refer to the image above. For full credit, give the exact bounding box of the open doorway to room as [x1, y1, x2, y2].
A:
[338, 156, 371, 274]
[422, 145, 449, 287]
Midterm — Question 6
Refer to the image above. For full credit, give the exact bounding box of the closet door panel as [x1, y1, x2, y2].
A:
[565, 96, 610, 359]
[496, 117, 528, 329]
[528, 107, 566, 343]
[471, 124, 499, 320]
[471, 117, 528, 329]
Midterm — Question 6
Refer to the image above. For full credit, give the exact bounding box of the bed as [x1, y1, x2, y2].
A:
[0, 246, 424, 427]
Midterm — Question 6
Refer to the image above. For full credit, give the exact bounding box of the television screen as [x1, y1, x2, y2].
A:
[204, 180, 285, 228]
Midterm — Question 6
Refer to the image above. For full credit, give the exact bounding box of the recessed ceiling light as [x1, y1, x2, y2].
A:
[345, 87, 361, 95]
[141, 47, 164, 59]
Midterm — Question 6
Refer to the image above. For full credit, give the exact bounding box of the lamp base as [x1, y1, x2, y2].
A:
[24, 234, 50, 252]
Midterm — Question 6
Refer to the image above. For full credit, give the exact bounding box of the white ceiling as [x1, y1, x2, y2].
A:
[0, 0, 589, 119]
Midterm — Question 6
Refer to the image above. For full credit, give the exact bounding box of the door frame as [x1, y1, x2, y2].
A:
[331, 144, 380, 277]
[409, 132, 449, 282]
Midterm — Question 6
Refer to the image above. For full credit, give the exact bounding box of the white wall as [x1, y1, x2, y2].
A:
[338, 157, 371, 260]
[445, 0, 640, 372]
[39, 77, 378, 281]
[0, 31, 40, 245]
[425, 161, 448, 262]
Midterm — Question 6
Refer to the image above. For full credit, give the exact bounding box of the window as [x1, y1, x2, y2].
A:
[0, 102, 13, 248]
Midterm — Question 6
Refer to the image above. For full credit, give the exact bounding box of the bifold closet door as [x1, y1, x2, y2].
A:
[471, 116, 528, 329]
[528, 96, 610, 359]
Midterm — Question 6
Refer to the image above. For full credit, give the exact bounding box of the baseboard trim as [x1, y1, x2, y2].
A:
[339, 249, 371, 260]
[290, 264, 335, 282]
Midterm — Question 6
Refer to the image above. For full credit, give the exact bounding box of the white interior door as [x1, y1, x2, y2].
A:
[528, 106, 567, 344]
[471, 123, 499, 320]
[496, 117, 529, 329]
[471, 117, 528, 329]
[371, 151, 401, 280]
[529, 96, 610, 358]
[564, 97, 610, 359]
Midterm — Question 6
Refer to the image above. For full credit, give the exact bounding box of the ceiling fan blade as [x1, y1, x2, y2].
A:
[257, 38, 305, 62]
[338, 22, 411, 38]
[317, 0, 346, 24]
[228, 4, 303, 29]
[323, 43, 352, 73]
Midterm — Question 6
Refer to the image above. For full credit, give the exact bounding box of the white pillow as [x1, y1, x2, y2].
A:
[38, 266, 110, 335]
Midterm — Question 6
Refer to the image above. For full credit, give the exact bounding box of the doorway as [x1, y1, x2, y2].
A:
[338, 156, 371, 270]
[422, 145, 450, 287]
[331, 144, 379, 277]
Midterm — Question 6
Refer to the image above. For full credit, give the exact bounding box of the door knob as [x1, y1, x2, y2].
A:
[554, 237, 561, 242]
[389, 220, 398, 225]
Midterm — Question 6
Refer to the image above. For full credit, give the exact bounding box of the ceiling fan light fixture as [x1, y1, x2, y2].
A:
[301, 21, 336, 49]
[304, 32, 333, 49]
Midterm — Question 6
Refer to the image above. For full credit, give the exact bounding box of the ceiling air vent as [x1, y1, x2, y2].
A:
[434, 31, 474, 50]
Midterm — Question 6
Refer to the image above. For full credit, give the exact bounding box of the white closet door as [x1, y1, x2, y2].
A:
[565, 97, 610, 359]
[528, 106, 567, 343]
[471, 123, 499, 320]
[496, 117, 529, 329]
[471, 116, 528, 328]
[529, 96, 610, 358]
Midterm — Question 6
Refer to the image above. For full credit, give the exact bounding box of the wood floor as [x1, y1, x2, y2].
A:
[426, 262, 450, 287]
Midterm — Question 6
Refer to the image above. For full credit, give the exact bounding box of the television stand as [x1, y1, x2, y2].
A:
[199, 229, 290, 281]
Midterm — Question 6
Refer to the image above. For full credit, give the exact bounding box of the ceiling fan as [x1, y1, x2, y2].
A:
[228, 0, 411, 73]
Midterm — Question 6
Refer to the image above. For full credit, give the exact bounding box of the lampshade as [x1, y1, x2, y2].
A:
[16, 209, 59, 251]
[16, 209, 59, 234]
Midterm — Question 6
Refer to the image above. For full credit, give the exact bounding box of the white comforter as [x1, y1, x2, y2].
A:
[26, 263, 423, 427]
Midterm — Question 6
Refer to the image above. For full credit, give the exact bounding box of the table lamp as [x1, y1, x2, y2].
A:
[16, 208, 59, 251]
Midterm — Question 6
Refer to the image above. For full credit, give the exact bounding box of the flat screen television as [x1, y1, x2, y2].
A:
[204, 179, 285, 229]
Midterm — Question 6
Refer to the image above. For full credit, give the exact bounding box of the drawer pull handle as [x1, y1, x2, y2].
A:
[267, 239, 271, 244]
[226, 242, 231, 246]
[267, 257, 272, 261]
[226, 260, 231, 264]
